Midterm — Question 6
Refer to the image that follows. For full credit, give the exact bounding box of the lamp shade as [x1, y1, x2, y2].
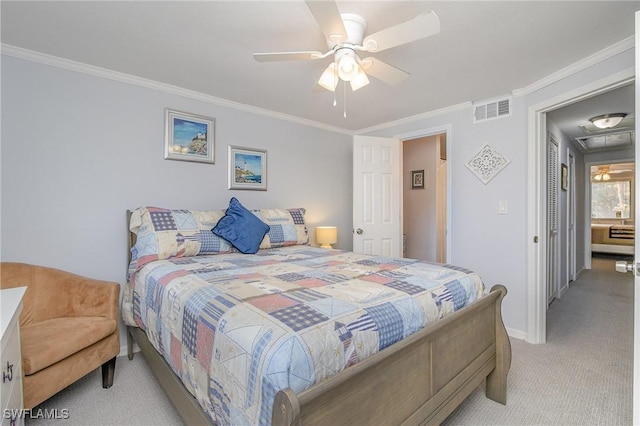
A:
[316, 226, 337, 249]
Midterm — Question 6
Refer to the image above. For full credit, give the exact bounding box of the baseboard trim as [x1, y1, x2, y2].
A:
[506, 327, 527, 341]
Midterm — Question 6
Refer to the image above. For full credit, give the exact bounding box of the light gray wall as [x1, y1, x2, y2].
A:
[403, 135, 438, 261]
[2, 46, 634, 339]
[1, 55, 353, 286]
[366, 48, 635, 336]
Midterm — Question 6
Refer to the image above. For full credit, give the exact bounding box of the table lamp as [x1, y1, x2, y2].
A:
[316, 226, 337, 249]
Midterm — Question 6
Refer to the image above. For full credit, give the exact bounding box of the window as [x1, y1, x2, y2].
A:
[591, 180, 631, 219]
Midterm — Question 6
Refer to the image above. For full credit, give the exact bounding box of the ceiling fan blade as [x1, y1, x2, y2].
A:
[359, 57, 409, 85]
[362, 11, 440, 52]
[305, 0, 348, 43]
[253, 51, 325, 62]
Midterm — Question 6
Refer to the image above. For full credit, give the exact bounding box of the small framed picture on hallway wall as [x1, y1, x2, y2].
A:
[411, 170, 424, 189]
[561, 163, 568, 191]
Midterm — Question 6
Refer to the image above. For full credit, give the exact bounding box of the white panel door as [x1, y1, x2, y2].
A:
[353, 135, 401, 257]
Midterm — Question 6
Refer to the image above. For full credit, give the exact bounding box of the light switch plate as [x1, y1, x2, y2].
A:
[498, 200, 508, 214]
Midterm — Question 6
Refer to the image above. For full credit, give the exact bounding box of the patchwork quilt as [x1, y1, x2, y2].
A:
[122, 246, 485, 425]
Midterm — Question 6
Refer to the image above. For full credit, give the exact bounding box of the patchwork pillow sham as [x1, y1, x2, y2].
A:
[212, 197, 270, 254]
[129, 207, 233, 270]
[128, 201, 310, 270]
[257, 207, 309, 249]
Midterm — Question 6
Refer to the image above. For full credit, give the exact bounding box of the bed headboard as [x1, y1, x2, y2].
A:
[126, 210, 136, 273]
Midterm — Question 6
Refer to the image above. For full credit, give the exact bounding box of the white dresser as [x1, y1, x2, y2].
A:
[1, 287, 27, 426]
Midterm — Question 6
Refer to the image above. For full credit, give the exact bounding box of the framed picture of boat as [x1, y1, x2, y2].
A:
[228, 146, 267, 190]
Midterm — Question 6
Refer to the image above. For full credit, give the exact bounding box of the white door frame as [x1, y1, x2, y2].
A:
[526, 68, 634, 344]
[395, 124, 453, 263]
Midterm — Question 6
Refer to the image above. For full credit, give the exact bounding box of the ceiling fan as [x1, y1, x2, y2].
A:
[253, 0, 440, 92]
[593, 165, 634, 181]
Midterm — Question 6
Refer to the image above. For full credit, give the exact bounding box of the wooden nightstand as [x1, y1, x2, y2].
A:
[1, 287, 27, 426]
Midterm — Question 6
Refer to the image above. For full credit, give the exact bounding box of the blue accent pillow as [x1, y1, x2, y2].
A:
[212, 198, 270, 254]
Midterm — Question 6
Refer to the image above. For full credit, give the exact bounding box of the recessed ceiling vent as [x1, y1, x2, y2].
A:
[473, 96, 511, 123]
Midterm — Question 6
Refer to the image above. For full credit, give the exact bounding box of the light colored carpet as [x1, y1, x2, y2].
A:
[444, 256, 633, 425]
[25, 353, 184, 425]
[26, 256, 632, 425]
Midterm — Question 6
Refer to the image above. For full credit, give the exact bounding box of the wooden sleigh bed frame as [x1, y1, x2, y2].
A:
[125, 211, 511, 425]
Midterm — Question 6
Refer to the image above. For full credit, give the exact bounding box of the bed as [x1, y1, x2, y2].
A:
[591, 223, 634, 255]
[122, 201, 511, 425]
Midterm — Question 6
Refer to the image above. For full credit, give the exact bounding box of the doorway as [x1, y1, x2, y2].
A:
[588, 161, 635, 259]
[402, 133, 447, 262]
[527, 69, 635, 344]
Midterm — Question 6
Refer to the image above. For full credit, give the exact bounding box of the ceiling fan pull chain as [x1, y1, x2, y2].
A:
[333, 56, 338, 106]
[343, 82, 347, 118]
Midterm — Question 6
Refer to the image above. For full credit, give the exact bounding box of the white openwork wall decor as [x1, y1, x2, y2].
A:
[465, 144, 511, 184]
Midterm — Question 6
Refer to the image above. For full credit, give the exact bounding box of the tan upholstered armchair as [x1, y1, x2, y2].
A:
[0, 263, 120, 408]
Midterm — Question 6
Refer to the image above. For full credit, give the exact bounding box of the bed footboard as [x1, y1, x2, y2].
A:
[272, 285, 510, 426]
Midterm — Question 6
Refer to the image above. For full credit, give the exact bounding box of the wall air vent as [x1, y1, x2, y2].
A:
[473, 96, 511, 123]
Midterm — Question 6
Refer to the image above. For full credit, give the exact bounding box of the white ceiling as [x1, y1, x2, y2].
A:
[1, 1, 638, 134]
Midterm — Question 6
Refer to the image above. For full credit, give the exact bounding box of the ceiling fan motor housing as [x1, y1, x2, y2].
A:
[327, 14, 367, 82]
[332, 13, 367, 46]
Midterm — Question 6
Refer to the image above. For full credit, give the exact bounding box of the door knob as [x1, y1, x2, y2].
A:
[615, 260, 638, 275]
[355, 228, 363, 235]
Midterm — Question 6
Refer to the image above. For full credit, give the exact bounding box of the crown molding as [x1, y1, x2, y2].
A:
[512, 36, 634, 98]
[0, 44, 353, 136]
[358, 36, 634, 134]
[355, 101, 472, 135]
[2, 34, 634, 137]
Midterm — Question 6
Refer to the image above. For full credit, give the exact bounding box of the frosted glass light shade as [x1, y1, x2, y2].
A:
[337, 55, 357, 81]
[316, 226, 337, 249]
[589, 113, 626, 129]
[350, 67, 370, 91]
[318, 63, 338, 91]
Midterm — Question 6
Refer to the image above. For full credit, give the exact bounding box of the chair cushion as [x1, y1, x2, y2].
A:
[21, 317, 116, 375]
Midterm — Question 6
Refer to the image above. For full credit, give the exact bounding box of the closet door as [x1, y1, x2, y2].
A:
[547, 133, 560, 306]
[567, 149, 577, 284]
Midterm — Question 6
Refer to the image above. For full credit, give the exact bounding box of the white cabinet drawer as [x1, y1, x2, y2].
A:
[1, 322, 21, 401]
[0, 287, 26, 426]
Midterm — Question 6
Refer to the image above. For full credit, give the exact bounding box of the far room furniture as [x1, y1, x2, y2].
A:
[591, 223, 634, 255]
[0, 263, 120, 409]
[124, 205, 511, 425]
[1, 286, 27, 426]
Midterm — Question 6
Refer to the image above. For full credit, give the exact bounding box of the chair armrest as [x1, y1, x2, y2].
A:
[10, 263, 119, 322]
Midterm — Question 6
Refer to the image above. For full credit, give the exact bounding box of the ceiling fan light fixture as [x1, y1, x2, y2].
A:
[589, 113, 627, 129]
[318, 63, 338, 91]
[593, 166, 611, 181]
[336, 50, 358, 81]
[350, 66, 369, 91]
